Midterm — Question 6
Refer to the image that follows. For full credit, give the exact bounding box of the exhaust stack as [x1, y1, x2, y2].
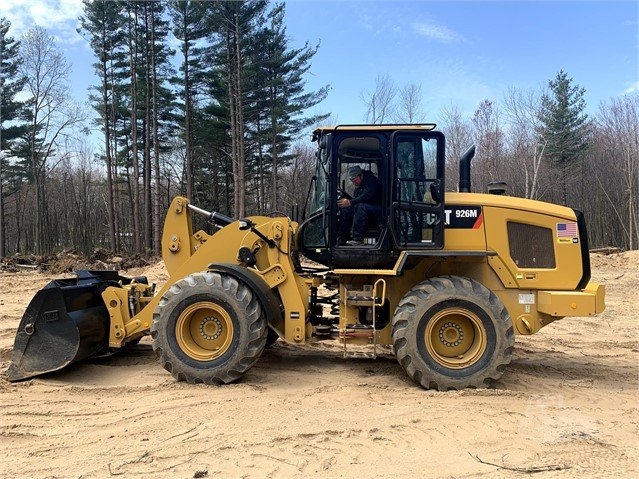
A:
[458, 145, 476, 193]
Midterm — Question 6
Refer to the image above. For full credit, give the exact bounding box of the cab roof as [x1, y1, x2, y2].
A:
[312, 124, 437, 140]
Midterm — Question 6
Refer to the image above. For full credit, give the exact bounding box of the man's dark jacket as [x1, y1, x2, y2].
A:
[351, 170, 382, 206]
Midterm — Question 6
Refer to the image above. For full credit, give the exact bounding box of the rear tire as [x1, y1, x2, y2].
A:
[392, 276, 514, 391]
[151, 271, 267, 384]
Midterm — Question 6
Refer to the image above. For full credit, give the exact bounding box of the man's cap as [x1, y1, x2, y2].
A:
[348, 165, 362, 180]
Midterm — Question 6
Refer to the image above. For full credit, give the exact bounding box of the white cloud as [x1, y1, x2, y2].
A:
[412, 21, 468, 44]
[624, 81, 639, 94]
[0, 0, 84, 43]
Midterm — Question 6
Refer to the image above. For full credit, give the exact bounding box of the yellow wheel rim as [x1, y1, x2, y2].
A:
[424, 307, 487, 369]
[175, 302, 234, 361]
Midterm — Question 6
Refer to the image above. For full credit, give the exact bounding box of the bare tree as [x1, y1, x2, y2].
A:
[19, 26, 87, 254]
[594, 93, 639, 249]
[472, 100, 505, 192]
[440, 103, 472, 191]
[393, 82, 426, 123]
[53, 139, 105, 253]
[278, 141, 316, 217]
[361, 73, 396, 124]
[503, 87, 545, 199]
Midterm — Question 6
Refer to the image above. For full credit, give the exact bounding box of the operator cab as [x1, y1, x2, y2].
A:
[298, 124, 446, 269]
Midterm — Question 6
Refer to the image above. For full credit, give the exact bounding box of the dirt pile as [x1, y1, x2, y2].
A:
[0, 248, 158, 274]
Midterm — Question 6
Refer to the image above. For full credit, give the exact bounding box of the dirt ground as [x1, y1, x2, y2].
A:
[1, 252, 637, 479]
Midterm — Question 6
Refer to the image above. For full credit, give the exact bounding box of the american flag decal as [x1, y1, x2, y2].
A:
[557, 222, 578, 238]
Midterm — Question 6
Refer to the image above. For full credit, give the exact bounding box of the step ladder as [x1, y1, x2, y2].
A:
[340, 279, 387, 359]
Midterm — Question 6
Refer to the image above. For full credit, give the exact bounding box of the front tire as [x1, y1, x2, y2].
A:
[392, 276, 514, 391]
[151, 271, 267, 384]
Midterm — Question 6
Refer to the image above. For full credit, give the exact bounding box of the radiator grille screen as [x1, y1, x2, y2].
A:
[507, 222, 556, 268]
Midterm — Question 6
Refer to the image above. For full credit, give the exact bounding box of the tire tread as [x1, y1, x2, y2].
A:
[151, 271, 266, 385]
[392, 275, 514, 391]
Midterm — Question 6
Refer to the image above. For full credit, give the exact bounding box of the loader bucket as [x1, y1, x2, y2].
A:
[7, 270, 124, 382]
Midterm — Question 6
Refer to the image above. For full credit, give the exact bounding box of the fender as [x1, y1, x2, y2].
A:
[207, 263, 285, 337]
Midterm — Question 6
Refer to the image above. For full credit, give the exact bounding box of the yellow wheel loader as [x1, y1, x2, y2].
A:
[8, 124, 605, 390]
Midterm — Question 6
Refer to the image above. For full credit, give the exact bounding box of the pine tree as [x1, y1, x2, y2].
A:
[81, 1, 177, 254]
[249, 3, 329, 212]
[206, 0, 269, 218]
[122, 0, 143, 253]
[267, 28, 329, 209]
[168, 0, 210, 203]
[0, 18, 27, 153]
[78, 0, 127, 251]
[0, 18, 28, 257]
[204, 2, 329, 215]
[538, 70, 590, 205]
[147, 1, 175, 251]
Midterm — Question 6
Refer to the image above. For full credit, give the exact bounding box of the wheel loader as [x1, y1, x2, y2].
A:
[7, 124, 605, 390]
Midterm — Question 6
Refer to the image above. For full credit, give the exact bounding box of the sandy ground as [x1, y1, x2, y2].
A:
[0, 252, 637, 479]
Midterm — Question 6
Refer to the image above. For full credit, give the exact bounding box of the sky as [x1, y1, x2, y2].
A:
[1, 0, 637, 131]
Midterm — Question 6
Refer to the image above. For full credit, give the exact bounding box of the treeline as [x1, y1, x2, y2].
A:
[1, 3, 637, 258]
[0, 1, 328, 256]
[440, 81, 639, 251]
[360, 73, 638, 251]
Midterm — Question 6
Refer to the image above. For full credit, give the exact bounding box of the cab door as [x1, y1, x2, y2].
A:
[297, 133, 332, 266]
[390, 131, 445, 249]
